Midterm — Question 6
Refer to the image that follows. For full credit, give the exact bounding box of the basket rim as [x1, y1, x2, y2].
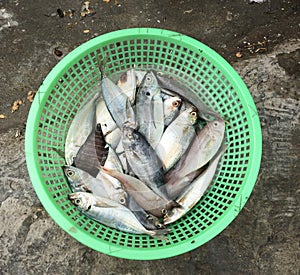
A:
[25, 27, 262, 260]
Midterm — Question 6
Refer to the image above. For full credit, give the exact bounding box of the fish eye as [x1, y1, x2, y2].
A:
[155, 222, 163, 228]
[190, 111, 197, 117]
[146, 75, 152, 82]
[119, 197, 126, 205]
[172, 100, 180, 107]
[213, 121, 219, 127]
[75, 199, 81, 205]
[161, 208, 167, 214]
[67, 170, 75, 177]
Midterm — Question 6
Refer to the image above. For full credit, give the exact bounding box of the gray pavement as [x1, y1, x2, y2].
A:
[0, 1, 299, 274]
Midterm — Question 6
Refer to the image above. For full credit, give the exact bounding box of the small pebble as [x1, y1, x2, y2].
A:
[236, 52, 242, 58]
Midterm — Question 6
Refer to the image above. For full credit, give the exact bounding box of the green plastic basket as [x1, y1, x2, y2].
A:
[25, 28, 262, 260]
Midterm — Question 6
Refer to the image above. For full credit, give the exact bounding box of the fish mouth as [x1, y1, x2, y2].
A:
[62, 165, 71, 172]
[68, 193, 77, 200]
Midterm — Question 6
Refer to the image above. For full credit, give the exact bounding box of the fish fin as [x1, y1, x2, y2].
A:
[96, 54, 109, 78]
[171, 200, 184, 209]
[151, 97, 156, 128]
[52, 147, 65, 159]
[94, 201, 117, 208]
[150, 228, 171, 241]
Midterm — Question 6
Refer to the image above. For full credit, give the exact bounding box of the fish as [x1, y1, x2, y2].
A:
[117, 69, 137, 103]
[154, 71, 223, 121]
[164, 144, 228, 225]
[162, 95, 182, 126]
[163, 165, 207, 200]
[114, 139, 131, 174]
[103, 127, 122, 149]
[155, 106, 198, 172]
[122, 124, 166, 195]
[165, 118, 225, 188]
[135, 71, 164, 148]
[96, 145, 128, 205]
[127, 196, 165, 230]
[101, 166, 179, 218]
[74, 122, 108, 177]
[95, 100, 118, 137]
[101, 72, 135, 129]
[65, 93, 99, 165]
[135, 70, 147, 86]
[63, 165, 108, 196]
[69, 192, 170, 239]
[63, 165, 127, 205]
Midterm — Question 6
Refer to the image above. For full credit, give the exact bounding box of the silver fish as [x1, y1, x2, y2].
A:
[104, 127, 122, 149]
[101, 166, 179, 218]
[122, 125, 166, 195]
[154, 72, 223, 121]
[63, 165, 108, 196]
[96, 145, 128, 205]
[114, 139, 131, 174]
[101, 73, 135, 129]
[156, 106, 198, 172]
[117, 69, 137, 103]
[135, 70, 147, 86]
[95, 100, 118, 137]
[165, 118, 225, 188]
[163, 95, 182, 126]
[164, 144, 228, 225]
[64, 165, 127, 205]
[127, 196, 165, 230]
[164, 168, 203, 200]
[69, 192, 170, 238]
[135, 71, 164, 148]
[65, 93, 99, 165]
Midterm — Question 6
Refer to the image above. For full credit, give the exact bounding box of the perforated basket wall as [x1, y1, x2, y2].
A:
[25, 28, 262, 260]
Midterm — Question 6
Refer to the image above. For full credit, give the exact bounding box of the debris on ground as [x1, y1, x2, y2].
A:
[249, 0, 266, 3]
[11, 100, 23, 112]
[183, 9, 193, 14]
[243, 38, 268, 54]
[81, 1, 96, 18]
[235, 52, 242, 58]
[27, 91, 36, 103]
[0, 114, 6, 119]
[54, 48, 63, 57]
[57, 8, 66, 18]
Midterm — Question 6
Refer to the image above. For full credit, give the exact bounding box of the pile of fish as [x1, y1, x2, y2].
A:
[64, 66, 228, 239]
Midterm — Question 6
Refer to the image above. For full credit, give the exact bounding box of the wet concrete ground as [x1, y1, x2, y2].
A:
[0, 0, 299, 274]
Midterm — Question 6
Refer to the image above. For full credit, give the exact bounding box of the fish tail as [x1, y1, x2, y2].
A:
[170, 200, 183, 209]
[96, 55, 109, 77]
[149, 228, 171, 241]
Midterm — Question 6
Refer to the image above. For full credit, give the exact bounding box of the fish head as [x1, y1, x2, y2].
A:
[171, 97, 182, 110]
[68, 192, 92, 211]
[186, 107, 198, 125]
[122, 124, 141, 147]
[63, 166, 81, 183]
[139, 71, 159, 97]
[65, 152, 76, 166]
[117, 191, 128, 205]
[207, 118, 225, 138]
[122, 125, 134, 141]
[164, 96, 182, 112]
[163, 207, 186, 225]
